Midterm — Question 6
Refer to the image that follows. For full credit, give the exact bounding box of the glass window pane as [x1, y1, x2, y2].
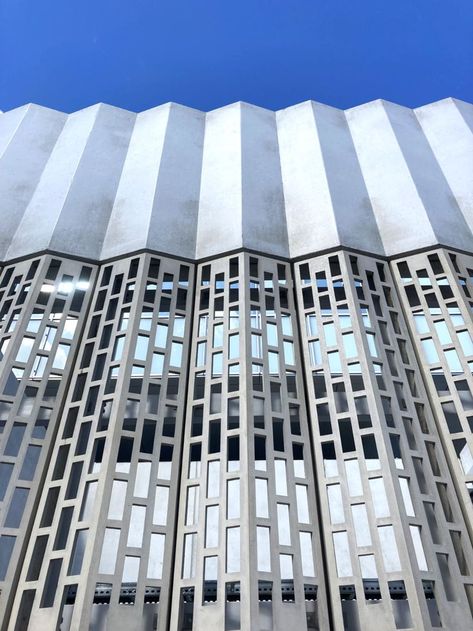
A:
[16, 338, 34, 363]
[151, 353, 164, 376]
[52, 344, 70, 369]
[352, 504, 371, 546]
[333, 531, 352, 577]
[369, 478, 390, 518]
[268, 352, 279, 376]
[99, 529, 120, 574]
[205, 505, 219, 548]
[367, 333, 378, 357]
[434, 321, 451, 345]
[108, 480, 127, 520]
[113, 337, 125, 361]
[283, 341, 294, 365]
[173, 316, 185, 338]
[147, 533, 165, 579]
[306, 314, 317, 336]
[445, 349, 462, 373]
[327, 484, 344, 525]
[153, 486, 169, 525]
[0, 536, 15, 580]
[378, 525, 401, 572]
[267, 323, 278, 346]
[251, 334, 262, 359]
[309, 340, 321, 366]
[421, 339, 439, 364]
[199, 315, 208, 337]
[155, 324, 168, 348]
[122, 556, 140, 582]
[229, 334, 239, 359]
[213, 324, 223, 348]
[134, 335, 149, 361]
[182, 533, 197, 579]
[170, 342, 182, 367]
[196, 342, 206, 367]
[342, 333, 357, 358]
[68, 530, 87, 575]
[328, 351, 342, 374]
[299, 532, 315, 577]
[212, 353, 223, 376]
[414, 313, 429, 334]
[256, 527, 271, 572]
[255, 479, 269, 518]
[226, 527, 240, 573]
[410, 525, 428, 571]
[40, 327, 56, 351]
[281, 314, 292, 336]
[458, 331, 473, 356]
[323, 323, 336, 347]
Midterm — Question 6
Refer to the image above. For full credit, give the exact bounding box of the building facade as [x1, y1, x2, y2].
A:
[0, 97, 472, 631]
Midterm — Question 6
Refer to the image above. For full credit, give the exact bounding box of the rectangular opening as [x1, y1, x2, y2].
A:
[179, 587, 194, 631]
[14, 589, 35, 631]
[40, 558, 62, 608]
[0, 535, 16, 580]
[5, 487, 29, 528]
[203, 556, 218, 604]
[437, 553, 455, 601]
[339, 418, 355, 452]
[423, 580, 442, 627]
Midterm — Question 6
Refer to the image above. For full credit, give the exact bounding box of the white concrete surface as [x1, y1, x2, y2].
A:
[0, 97, 471, 261]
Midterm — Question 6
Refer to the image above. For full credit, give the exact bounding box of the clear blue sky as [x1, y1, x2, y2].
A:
[0, 0, 472, 112]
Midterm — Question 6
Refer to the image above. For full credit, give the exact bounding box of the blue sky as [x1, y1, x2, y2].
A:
[0, 0, 472, 112]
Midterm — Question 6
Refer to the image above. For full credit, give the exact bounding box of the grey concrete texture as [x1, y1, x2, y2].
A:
[0, 98, 472, 262]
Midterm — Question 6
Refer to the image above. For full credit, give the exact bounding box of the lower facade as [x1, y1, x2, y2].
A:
[0, 247, 472, 630]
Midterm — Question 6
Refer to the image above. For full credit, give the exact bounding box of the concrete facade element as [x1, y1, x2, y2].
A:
[0, 97, 472, 631]
[0, 98, 471, 262]
[0, 246, 473, 631]
[294, 250, 473, 630]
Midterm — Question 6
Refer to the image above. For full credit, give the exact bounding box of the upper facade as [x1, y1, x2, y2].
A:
[0, 97, 471, 262]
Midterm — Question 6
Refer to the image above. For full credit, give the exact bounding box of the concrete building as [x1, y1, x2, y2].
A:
[0, 97, 472, 630]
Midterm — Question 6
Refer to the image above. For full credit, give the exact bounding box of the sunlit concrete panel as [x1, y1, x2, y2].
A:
[240, 103, 288, 258]
[101, 104, 171, 259]
[277, 101, 340, 258]
[0, 105, 66, 259]
[101, 104, 202, 260]
[0, 105, 35, 157]
[313, 102, 383, 254]
[146, 104, 205, 259]
[416, 98, 473, 231]
[383, 100, 473, 253]
[346, 100, 438, 256]
[6, 105, 119, 261]
[196, 103, 245, 259]
[0, 97, 470, 265]
[47, 104, 135, 260]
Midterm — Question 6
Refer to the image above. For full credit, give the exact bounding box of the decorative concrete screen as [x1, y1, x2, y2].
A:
[0, 97, 472, 631]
